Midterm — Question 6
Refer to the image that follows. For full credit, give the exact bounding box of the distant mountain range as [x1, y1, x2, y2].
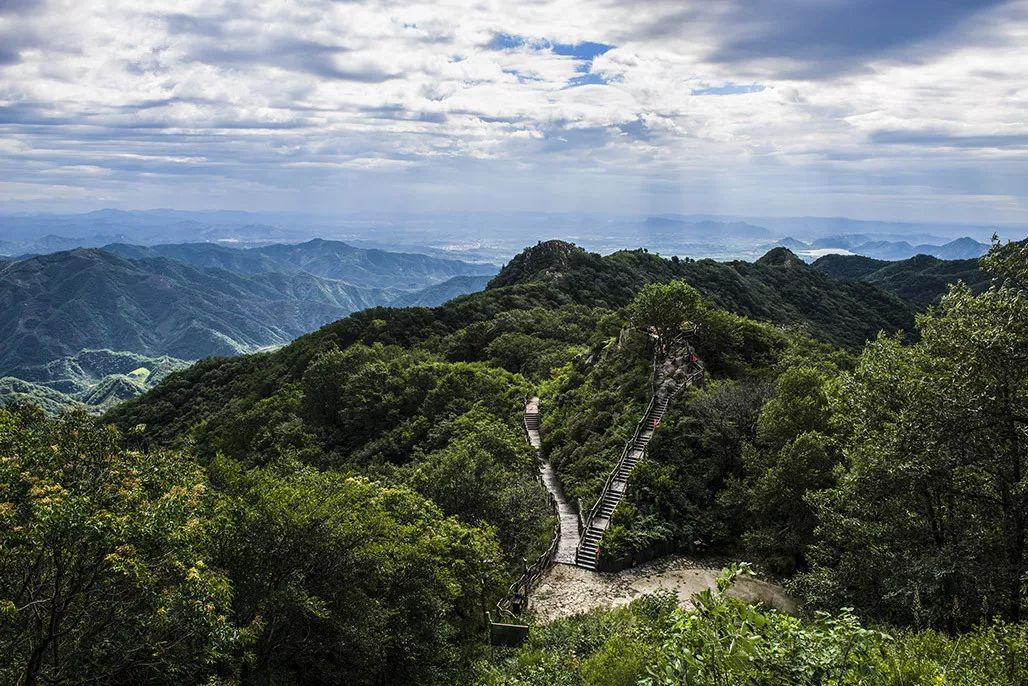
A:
[101, 239, 495, 290]
[0, 240, 498, 410]
[4, 209, 1019, 265]
[763, 235, 990, 262]
[814, 235, 989, 261]
[0, 208, 307, 246]
[811, 253, 990, 307]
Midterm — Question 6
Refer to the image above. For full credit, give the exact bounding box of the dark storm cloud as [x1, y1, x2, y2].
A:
[0, 0, 44, 14]
[0, 47, 20, 65]
[695, 0, 1013, 77]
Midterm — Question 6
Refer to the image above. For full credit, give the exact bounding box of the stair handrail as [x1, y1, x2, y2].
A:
[575, 391, 658, 563]
[495, 396, 563, 619]
[575, 364, 704, 565]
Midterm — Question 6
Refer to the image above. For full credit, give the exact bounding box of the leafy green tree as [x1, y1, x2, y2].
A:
[981, 236, 1028, 288]
[210, 458, 502, 685]
[216, 387, 320, 466]
[627, 281, 705, 351]
[720, 365, 840, 574]
[408, 409, 554, 566]
[0, 407, 236, 685]
[798, 244, 1028, 628]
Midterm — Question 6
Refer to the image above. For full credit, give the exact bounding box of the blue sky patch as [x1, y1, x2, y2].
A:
[488, 33, 614, 60]
[551, 41, 614, 60]
[566, 72, 609, 87]
[488, 34, 616, 89]
[488, 33, 528, 50]
[692, 82, 766, 96]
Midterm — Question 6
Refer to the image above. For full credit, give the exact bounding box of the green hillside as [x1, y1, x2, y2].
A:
[812, 252, 990, 307]
[0, 349, 191, 411]
[0, 248, 405, 372]
[0, 377, 82, 414]
[106, 241, 915, 443]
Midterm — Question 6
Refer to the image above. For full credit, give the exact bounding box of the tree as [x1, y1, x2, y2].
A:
[0, 407, 236, 685]
[720, 365, 840, 574]
[798, 244, 1028, 628]
[409, 408, 553, 564]
[210, 458, 502, 685]
[299, 345, 384, 429]
[217, 388, 320, 466]
[627, 281, 705, 352]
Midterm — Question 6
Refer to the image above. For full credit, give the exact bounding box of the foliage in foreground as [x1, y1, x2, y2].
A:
[0, 407, 501, 685]
[480, 566, 1028, 686]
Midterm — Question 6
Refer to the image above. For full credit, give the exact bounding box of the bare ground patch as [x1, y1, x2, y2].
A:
[529, 555, 796, 624]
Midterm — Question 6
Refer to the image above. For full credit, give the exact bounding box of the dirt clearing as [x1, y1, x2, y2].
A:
[529, 555, 795, 624]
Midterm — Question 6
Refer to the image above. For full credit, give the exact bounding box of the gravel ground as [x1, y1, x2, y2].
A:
[528, 555, 796, 623]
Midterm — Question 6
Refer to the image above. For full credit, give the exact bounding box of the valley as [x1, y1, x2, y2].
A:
[0, 241, 497, 410]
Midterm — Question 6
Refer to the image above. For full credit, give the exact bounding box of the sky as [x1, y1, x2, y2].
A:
[0, 0, 1026, 224]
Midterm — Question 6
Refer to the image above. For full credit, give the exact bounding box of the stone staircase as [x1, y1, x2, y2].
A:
[524, 403, 542, 449]
[576, 368, 701, 569]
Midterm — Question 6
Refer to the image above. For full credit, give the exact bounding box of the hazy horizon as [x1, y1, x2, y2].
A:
[2, 205, 1020, 266]
[2, 206, 1028, 230]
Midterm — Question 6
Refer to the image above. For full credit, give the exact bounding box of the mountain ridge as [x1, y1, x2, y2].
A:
[105, 240, 931, 443]
[812, 252, 990, 306]
[0, 248, 423, 373]
[102, 239, 498, 289]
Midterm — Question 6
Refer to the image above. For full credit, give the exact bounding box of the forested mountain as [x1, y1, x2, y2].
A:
[389, 274, 495, 307]
[813, 252, 990, 306]
[0, 350, 189, 413]
[0, 248, 397, 372]
[490, 241, 914, 349]
[104, 240, 918, 444]
[3, 238, 1026, 684]
[0, 243, 496, 411]
[103, 238, 498, 289]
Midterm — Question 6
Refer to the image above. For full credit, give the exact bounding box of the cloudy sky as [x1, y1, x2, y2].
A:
[1, 0, 1026, 223]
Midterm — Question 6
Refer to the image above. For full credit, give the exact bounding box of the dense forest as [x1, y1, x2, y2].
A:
[1, 240, 1025, 684]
